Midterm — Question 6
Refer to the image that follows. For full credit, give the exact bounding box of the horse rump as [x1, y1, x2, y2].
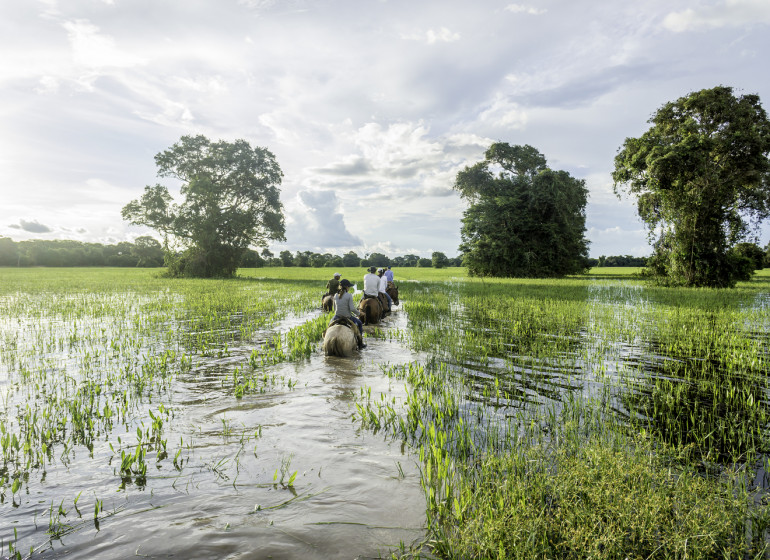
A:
[322, 324, 358, 356]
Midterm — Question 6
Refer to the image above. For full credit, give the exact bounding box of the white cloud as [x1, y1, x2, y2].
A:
[402, 27, 460, 44]
[62, 19, 144, 69]
[285, 189, 362, 250]
[34, 76, 60, 94]
[663, 0, 770, 32]
[477, 93, 528, 129]
[505, 4, 547, 16]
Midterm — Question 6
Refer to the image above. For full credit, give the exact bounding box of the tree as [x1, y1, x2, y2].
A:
[613, 86, 770, 287]
[325, 256, 344, 268]
[731, 242, 765, 271]
[122, 135, 285, 278]
[240, 249, 265, 268]
[0, 237, 18, 266]
[131, 236, 164, 267]
[294, 251, 311, 267]
[342, 251, 360, 267]
[368, 252, 391, 267]
[279, 250, 294, 267]
[454, 143, 589, 277]
[431, 251, 449, 269]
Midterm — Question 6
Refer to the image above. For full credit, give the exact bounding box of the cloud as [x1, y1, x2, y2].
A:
[663, 0, 770, 32]
[62, 19, 144, 69]
[285, 189, 363, 250]
[402, 27, 461, 44]
[35, 76, 60, 94]
[477, 93, 528, 128]
[505, 4, 547, 16]
[313, 156, 372, 176]
[9, 219, 54, 233]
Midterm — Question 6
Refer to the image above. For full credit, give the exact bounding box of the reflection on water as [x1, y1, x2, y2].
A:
[414, 278, 770, 468]
[1, 297, 425, 559]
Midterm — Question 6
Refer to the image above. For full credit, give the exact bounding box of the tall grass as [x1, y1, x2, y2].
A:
[355, 272, 770, 558]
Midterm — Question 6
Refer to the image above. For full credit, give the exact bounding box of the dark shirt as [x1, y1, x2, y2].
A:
[326, 278, 340, 293]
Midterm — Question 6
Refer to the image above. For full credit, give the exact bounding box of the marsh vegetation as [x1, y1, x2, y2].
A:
[1, 267, 769, 558]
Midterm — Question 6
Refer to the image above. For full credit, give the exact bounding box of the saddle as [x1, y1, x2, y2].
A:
[328, 316, 355, 329]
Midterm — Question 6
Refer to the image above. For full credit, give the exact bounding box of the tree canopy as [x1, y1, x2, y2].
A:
[454, 143, 590, 277]
[122, 135, 285, 278]
[612, 86, 770, 287]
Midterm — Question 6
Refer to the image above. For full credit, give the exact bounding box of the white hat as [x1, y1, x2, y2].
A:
[334, 272, 341, 277]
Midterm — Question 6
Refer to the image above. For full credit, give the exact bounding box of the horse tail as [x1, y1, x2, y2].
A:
[325, 335, 341, 356]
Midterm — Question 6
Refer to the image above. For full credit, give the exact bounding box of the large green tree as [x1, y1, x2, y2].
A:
[454, 143, 589, 277]
[122, 135, 285, 278]
[612, 86, 770, 287]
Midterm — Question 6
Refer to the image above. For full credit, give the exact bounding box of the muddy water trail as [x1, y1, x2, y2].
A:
[4, 302, 426, 560]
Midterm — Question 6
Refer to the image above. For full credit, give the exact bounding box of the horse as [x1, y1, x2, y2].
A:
[378, 293, 391, 315]
[322, 294, 334, 312]
[386, 282, 399, 306]
[358, 296, 382, 325]
[322, 324, 358, 357]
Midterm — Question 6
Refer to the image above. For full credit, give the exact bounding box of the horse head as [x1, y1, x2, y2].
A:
[386, 282, 399, 306]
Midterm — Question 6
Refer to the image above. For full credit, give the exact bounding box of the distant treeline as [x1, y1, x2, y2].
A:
[587, 255, 649, 267]
[588, 243, 769, 270]
[0, 237, 462, 269]
[3, 237, 765, 271]
[0, 237, 167, 267]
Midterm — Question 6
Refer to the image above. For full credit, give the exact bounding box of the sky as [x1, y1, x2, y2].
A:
[2, 0, 770, 259]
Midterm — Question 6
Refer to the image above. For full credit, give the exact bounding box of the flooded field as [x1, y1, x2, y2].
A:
[2, 267, 770, 559]
[0, 269, 425, 559]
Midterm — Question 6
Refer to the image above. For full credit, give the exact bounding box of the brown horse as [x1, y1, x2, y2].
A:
[358, 296, 382, 325]
[322, 294, 334, 312]
[377, 293, 390, 315]
[386, 282, 399, 306]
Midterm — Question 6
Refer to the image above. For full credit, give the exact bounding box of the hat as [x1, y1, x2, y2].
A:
[377, 268, 383, 273]
[339, 279, 352, 288]
[333, 272, 341, 277]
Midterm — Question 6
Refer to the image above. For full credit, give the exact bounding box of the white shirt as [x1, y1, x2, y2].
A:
[363, 273, 380, 296]
[378, 275, 388, 293]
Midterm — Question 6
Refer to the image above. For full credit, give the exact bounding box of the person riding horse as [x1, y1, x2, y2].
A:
[323, 273, 341, 300]
[362, 266, 379, 301]
[377, 268, 392, 312]
[332, 279, 365, 348]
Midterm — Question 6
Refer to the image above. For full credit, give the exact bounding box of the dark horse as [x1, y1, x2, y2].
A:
[386, 282, 399, 306]
[358, 296, 382, 325]
[322, 294, 334, 312]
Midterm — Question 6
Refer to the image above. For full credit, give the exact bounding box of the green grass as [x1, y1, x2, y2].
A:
[3, 266, 770, 558]
[354, 270, 770, 558]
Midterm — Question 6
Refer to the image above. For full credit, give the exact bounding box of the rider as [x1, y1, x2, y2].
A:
[324, 272, 341, 299]
[384, 266, 394, 283]
[377, 268, 393, 312]
[363, 266, 380, 300]
[333, 279, 365, 348]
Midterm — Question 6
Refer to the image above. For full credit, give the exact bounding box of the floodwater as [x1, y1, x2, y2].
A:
[1, 306, 427, 559]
